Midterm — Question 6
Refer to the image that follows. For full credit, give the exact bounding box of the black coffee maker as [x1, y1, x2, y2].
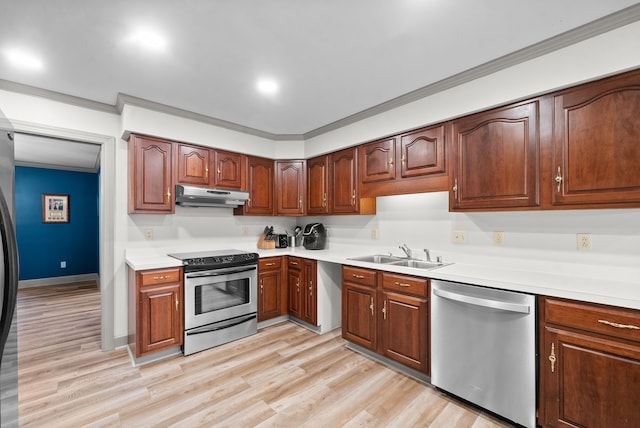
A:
[302, 223, 327, 250]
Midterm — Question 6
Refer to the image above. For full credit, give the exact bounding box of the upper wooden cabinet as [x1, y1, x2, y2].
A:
[330, 147, 376, 214]
[550, 70, 640, 208]
[306, 155, 330, 215]
[129, 134, 174, 214]
[275, 160, 305, 216]
[359, 125, 448, 198]
[175, 144, 243, 190]
[235, 155, 274, 215]
[449, 100, 540, 211]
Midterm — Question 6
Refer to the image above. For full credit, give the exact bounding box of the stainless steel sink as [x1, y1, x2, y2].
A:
[347, 254, 404, 264]
[347, 254, 451, 270]
[387, 259, 450, 270]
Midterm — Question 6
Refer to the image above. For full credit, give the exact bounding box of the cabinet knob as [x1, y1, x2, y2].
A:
[369, 297, 374, 316]
[555, 166, 563, 193]
[548, 343, 556, 373]
[452, 178, 458, 199]
[382, 300, 387, 320]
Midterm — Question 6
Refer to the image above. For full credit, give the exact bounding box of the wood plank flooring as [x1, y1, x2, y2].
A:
[17, 282, 514, 427]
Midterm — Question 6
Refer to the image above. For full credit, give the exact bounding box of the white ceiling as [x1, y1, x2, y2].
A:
[14, 134, 101, 173]
[1, 1, 640, 170]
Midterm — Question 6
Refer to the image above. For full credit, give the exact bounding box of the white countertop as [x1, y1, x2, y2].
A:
[125, 243, 640, 310]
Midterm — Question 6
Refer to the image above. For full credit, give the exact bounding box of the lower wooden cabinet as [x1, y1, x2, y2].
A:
[128, 267, 183, 358]
[539, 296, 640, 428]
[288, 257, 317, 326]
[342, 265, 430, 375]
[258, 257, 286, 321]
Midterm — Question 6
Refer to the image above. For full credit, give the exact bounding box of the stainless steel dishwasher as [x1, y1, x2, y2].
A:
[431, 280, 536, 428]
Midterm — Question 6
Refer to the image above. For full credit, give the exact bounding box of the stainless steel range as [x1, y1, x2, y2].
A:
[168, 249, 259, 355]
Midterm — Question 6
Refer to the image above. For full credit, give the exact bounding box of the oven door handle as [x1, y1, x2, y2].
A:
[185, 266, 257, 279]
[186, 314, 256, 336]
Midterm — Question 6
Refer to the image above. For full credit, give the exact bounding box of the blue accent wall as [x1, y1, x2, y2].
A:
[15, 166, 99, 280]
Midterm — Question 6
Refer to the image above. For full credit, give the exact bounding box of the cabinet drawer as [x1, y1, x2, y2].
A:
[288, 256, 302, 269]
[259, 257, 282, 271]
[382, 272, 428, 297]
[343, 266, 377, 287]
[545, 297, 640, 344]
[139, 268, 182, 286]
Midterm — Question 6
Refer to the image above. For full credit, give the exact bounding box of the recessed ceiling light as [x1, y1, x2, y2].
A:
[256, 79, 279, 95]
[130, 29, 167, 51]
[4, 48, 43, 71]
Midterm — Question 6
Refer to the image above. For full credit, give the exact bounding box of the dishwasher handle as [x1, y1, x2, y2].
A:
[433, 287, 531, 314]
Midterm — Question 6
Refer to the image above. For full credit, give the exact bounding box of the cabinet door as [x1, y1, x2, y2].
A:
[330, 147, 359, 214]
[450, 100, 539, 210]
[400, 125, 445, 178]
[540, 327, 640, 428]
[138, 283, 183, 355]
[360, 137, 396, 183]
[288, 268, 302, 320]
[342, 282, 377, 351]
[243, 156, 274, 215]
[302, 259, 317, 326]
[258, 270, 282, 321]
[307, 155, 330, 215]
[551, 71, 640, 207]
[175, 143, 210, 186]
[214, 150, 243, 189]
[129, 135, 174, 213]
[275, 160, 305, 215]
[381, 290, 428, 374]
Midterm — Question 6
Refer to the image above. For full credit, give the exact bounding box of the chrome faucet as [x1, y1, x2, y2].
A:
[423, 248, 432, 262]
[399, 244, 412, 259]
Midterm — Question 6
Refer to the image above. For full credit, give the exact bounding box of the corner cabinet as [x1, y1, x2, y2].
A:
[539, 296, 640, 428]
[128, 267, 184, 358]
[128, 135, 174, 214]
[258, 257, 286, 322]
[330, 147, 376, 215]
[551, 70, 640, 208]
[275, 160, 306, 215]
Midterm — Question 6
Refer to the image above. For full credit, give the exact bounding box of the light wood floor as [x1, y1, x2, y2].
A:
[17, 282, 513, 427]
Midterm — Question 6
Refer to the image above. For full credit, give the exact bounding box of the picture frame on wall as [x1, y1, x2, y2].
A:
[42, 193, 70, 223]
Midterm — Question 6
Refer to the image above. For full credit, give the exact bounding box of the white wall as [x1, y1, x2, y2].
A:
[1, 20, 639, 345]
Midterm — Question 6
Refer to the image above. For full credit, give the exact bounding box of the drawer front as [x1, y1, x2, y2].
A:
[545, 297, 640, 343]
[382, 272, 428, 297]
[288, 256, 302, 269]
[343, 266, 377, 287]
[139, 268, 182, 286]
[259, 257, 282, 271]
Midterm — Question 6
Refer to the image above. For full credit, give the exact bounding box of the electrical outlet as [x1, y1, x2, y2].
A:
[371, 228, 378, 240]
[60, 261, 66, 268]
[242, 227, 249, 236]
[577, 233, 591, 251]
[144, 228, 154, 240]
[493, 231, 504, 246]
[453, 230, 466, 244]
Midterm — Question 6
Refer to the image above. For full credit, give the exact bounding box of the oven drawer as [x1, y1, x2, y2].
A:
[139, 268, 182, 286]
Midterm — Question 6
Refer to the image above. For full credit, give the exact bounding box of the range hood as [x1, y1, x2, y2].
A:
[175, 185, 249, 208]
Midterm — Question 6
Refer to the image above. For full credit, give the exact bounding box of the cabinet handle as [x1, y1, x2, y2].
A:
[389, 157, 393, 165]
[205, 165, 209, 177]
[299, 198, 302, 208]
[370, 297, 374, 316]
[217, 167, 221, 176]
[452, 178, 458, 199]
[323, 193, 327, 207]
[352, 189, 356, 204]
[401, 155, 406, 166]
[166, 186, 171, 199]
[260, 282, 263, 294]
[394, 281, 411, 287]
[265, 262, 275, 266]
[296, 278, 300, 292]
[555, 166, 563, 192]
[248, 196, 252, 207]
[291, 262, 299, 266]
[152, 275, 170, 280]
[382, 300, 387, 320]
[598, 319, 640, 330]
[548, 343, 556, 373]
[352, 274, 365, 279]
[175, 295, 179, 312]
[309, 281, 313, 296]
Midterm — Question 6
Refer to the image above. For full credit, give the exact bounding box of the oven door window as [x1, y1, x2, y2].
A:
[195, 277, 250, 314]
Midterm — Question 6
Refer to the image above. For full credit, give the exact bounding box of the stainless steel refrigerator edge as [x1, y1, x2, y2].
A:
[0, 108, 19, 428]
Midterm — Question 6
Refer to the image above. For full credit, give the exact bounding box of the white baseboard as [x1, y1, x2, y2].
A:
[18, 273, 100, 288]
